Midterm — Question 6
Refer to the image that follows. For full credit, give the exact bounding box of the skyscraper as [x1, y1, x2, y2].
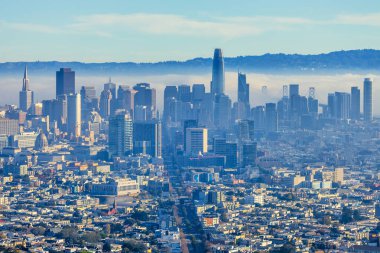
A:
[265, 103, 278, 133]
[350, 87, 360, 120]
[334, 92, 350, 120]
[238, 72, 249, 106]
[242, 142, 257, 167]
[133, 83, 156, 120]
[178, 84, 191, 103]
[117, 85, 134, 112]
[104, 78, 117, 115]
[100, 89, 112, 118]
[133, 120, 162, 158]
[183, 119, 198, 151]
[211, 48, 225, 95]
[19, 66, 34, 112]
[214, 94, 231, 130]
[80, 86, 97, 120]
[192, 84, 205, 102]
[289, 84, 299, 97]
[185, 128, 208, 155]
[109, 112, 133, 158]
[56, 68, 75, 98]
[363, 78, 373, 122]
[66, 93, 81, 138]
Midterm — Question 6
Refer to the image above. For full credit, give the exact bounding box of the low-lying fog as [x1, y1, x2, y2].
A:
[0, 72, 378, 115]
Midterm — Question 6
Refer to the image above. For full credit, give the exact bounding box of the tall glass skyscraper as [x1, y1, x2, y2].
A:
[56, 68, 75, 98]
[211, 48, 225, 95]
[363, 78, 373, 122]
[350, 86, 360, 120]
[238, 72, 249, 105]
[109, 111, 133, 158]
[133, 120, 162, 158]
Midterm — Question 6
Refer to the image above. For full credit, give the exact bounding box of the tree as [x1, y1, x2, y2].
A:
[57, 226, 81, 245]
[103, 242, 112, 252]
[341, 206, 354, 224]
[104, 224, 111, 235]
[31, 226, 46, 236]
[122, 240, 147, 253]
[131, 211, 148, 221]
[82, 231, 101, 244]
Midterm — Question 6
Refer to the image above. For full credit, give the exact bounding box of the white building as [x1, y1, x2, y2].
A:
[185, 128, 208, 155]
[67, 93, 81, 138]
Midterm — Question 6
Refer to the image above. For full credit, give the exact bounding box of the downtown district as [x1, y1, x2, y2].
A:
[0, 49, 378, 253]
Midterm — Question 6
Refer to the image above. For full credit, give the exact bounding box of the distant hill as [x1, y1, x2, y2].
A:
[0, 49, 379, 75]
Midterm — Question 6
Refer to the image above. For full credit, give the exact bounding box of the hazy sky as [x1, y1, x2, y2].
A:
[1, 0, 380, 62]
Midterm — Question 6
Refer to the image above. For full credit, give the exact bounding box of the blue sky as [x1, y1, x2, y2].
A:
[1, 0, 380, 62]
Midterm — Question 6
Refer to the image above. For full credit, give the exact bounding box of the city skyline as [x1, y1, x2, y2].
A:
[1, 0, 380, 62]
[1, 3, 380, 252]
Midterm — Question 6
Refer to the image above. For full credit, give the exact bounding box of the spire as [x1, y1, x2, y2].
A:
[24, 65, 28, 79]
[22, 65, 30, 91]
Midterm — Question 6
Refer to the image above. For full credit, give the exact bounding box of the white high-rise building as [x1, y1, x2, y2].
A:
[67, 93, 81, 138]
[185, 128, 208, 155]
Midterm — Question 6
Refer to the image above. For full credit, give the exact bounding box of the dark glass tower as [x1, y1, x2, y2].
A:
[211, 48, 225, 95]
[133, 120, 162, 158]
[56, 68, 75, 98]
[350, 86, 360, 120]
[238, 72, 249, 105]
[363, 78, 373, 122]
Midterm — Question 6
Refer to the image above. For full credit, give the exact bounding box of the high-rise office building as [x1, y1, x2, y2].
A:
[0, 118, 19, 136]
[66, 93, 81, 138]
[363, 78, 373, 122]
[289, 84, 299, 97]
[178, 84, 191, 103]
[133, 120, 162, 158]
[252, 106, 265, 132]
[117, 85, 134, 112]
[308, 97, 318, 116]
[265, 103, 278, 133]
[236, 119, 250, 141]
[214, 94, 231, 130]
[56, 68, 75, 98]
[211, 48, 225, 95]
[109, 112, 133, 158]
[238, 72, 249, 106]
[19, 66, 34, 112]
[134, 83, 156, 120]
[185, 128, 208, 155]
[163, 86, 178, 122]
[183, 119, 198, 151]
[192, 84, 206, 102]
[104, 79, 117, 115]
[104, 79, 117, 98]
[350, 86, 360, 120]
[333, 167, 344, 184]
[242, 142, 257, 167]
[80, 86, 96, 100]
[213, 138, 238, 168]
[327, 93, 336, 118]
[100, 89, 112, 118]
[80, 86, 97, 120]
[334, 92, 350, 120]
